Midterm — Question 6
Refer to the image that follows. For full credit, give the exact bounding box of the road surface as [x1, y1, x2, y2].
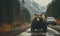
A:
[17, 27, 60, 36]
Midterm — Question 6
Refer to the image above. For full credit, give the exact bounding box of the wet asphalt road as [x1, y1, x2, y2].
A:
[17, 27, 60, 36]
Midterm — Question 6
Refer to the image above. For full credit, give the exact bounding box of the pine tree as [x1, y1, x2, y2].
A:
[46, 0, 60, 19]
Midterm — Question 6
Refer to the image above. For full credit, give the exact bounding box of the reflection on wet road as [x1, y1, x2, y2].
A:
[17, 27, 60, 36]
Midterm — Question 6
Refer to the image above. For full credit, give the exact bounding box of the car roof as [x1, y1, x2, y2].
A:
[47, 17, 54, 18]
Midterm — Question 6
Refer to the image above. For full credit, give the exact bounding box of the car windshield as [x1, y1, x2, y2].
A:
[47, 17, 55, 20]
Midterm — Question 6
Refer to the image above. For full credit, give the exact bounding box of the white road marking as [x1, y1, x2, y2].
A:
[17, 27, 60, 36]
[47, 27, 60, 35]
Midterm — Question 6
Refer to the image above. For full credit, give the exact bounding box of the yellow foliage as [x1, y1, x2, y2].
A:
[3, 25, 12, 32]
[0, 27, 3, 32]
[0, 21, 28, 32]
[0, 24, 12, 32]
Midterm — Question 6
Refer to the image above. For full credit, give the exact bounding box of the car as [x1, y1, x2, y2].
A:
[47, 17, 56, 25]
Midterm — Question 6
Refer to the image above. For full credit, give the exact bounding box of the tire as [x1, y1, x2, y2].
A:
[53, 23, 56, 25]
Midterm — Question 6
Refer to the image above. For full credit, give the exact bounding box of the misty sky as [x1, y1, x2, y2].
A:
[33, 0, 52, 6]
